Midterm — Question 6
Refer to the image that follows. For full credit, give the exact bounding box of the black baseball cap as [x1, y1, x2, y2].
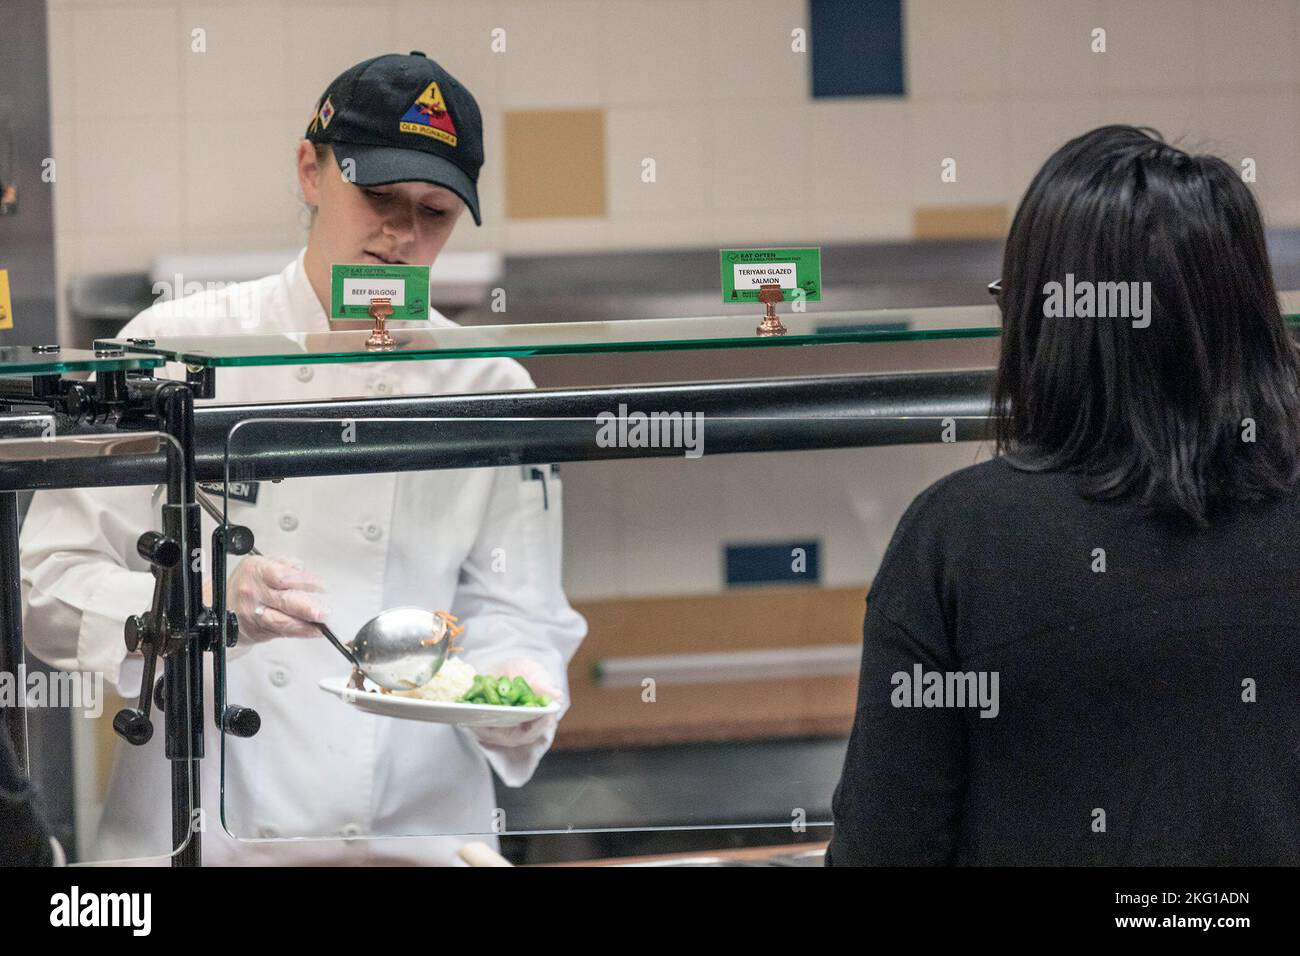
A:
[306, 51, 484, 225]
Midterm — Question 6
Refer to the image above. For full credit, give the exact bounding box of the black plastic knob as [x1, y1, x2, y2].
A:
[226, 524, 255, 555]
[136, 531, 181, 567]
[153, 676, 166, 713]
[112, 708, 153, 746]
[124, 614, 147, 653]
[222, 706, 261, 738]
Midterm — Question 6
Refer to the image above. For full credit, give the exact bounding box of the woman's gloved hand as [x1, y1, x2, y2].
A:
[227, 555, 330, 642]
[470, 657, 563, 748]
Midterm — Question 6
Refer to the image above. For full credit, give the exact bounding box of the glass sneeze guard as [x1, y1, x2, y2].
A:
[94, 294, 1300, 370]
[0, 345, 163, 377]
[97, 304, 1004, 368]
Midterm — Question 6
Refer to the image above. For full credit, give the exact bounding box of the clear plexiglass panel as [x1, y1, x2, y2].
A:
[93, 294, 1300, 371]
[99, 304, 1003, 367]
[12, 431, 198, 865]
[0, 345, 162, 377]
[211, 413, 978, 865]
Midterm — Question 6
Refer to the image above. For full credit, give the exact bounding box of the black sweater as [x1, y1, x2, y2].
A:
[827, 456, 1300, 865]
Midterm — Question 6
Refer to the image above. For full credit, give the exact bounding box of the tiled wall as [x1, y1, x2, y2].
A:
[46, 0, 1300, 280]
[560, 441, 988, 601]
[38, 0, 1300, 601]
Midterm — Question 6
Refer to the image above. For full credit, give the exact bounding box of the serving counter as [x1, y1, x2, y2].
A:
[2, 300, 1294, 865]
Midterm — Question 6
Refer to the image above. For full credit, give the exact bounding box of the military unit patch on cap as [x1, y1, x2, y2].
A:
[303, 52, 484, 224]
[307, 96, 335, 134]
[399, 81, 458, 147]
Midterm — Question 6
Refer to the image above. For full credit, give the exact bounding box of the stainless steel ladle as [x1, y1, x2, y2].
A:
[196, 489, 457, 690]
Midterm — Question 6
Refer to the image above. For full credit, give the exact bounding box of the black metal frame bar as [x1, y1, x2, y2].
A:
[1, 370, 995, 491]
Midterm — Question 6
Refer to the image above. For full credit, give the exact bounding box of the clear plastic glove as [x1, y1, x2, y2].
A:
[227, 555, 330, 642]
[470, 657, 563, 748]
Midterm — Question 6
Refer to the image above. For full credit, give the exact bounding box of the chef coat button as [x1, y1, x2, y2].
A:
[257, 825, 278, 839]
[340, 823, 364, 840]
[279, 512, 299, 532]
[375, 381, 391, 395]
[269, 666, 291, 688]
[362, 522, 383, 541]
[295, 366, 314, 382]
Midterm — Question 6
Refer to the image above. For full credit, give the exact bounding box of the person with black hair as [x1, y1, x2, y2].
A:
[828, 125, 1300, 865]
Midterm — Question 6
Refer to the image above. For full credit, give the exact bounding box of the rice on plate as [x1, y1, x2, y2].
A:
[393, 656, 476, 702]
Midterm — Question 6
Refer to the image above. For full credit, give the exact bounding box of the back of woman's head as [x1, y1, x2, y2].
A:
[993, 124, 1300, 525]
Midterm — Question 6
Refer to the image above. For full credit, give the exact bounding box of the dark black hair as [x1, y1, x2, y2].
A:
[992, 124, 1300, 525]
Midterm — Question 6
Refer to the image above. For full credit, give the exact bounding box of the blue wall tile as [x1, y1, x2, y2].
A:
[725, 541, 821, 587]
[811, 0, 906, 98]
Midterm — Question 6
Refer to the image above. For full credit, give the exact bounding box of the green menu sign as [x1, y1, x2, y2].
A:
[329, 263, 430, 319]
[720, 248, 821, 303]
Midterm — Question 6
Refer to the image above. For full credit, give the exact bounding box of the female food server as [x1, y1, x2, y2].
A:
[20, 52, 586, 865]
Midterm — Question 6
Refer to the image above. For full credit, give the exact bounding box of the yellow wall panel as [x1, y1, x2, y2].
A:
[913, 204, 1009, 239]
[505, 109, 606, 219]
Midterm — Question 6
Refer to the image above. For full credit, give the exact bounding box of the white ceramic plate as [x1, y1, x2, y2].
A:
[318, 675, 561, 726]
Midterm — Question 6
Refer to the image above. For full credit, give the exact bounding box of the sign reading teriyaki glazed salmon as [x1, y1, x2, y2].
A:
[329, 263, 431, 320]
[719, 248, 821, 303]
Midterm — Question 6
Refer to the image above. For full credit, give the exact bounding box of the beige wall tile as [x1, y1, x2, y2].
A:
[1003, 0, 1105, 96]
[496, 0, 604, 109]
[72, 118, 185, 238]
[621, 456, 726, 596]
[179, 2, 292, 117]
[606, 106, 710, 216]
[806, 100, 910, 212]
[909, 99, 1012, 206]
[1198, 0, 1299, 89]
[440, 219, 504, 252]
[75, 231, 184, 275]
[502, 217, 616, 253]
[182, 224, 306, 253]
[702, 0, 807, 102]
[600, 0, 708, 105]
[49, 121, 78, 237]
[709, 105, 808, 215]
[906, 0, 1010, 100]
[1098, 0, 1201, 93]
[183, 114, 304, 230]
[69, 2, 182, 121]
[560, 461, 628, 600]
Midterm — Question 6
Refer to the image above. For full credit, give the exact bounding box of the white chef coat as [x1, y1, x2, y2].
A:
[19, 249, 587, 865]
